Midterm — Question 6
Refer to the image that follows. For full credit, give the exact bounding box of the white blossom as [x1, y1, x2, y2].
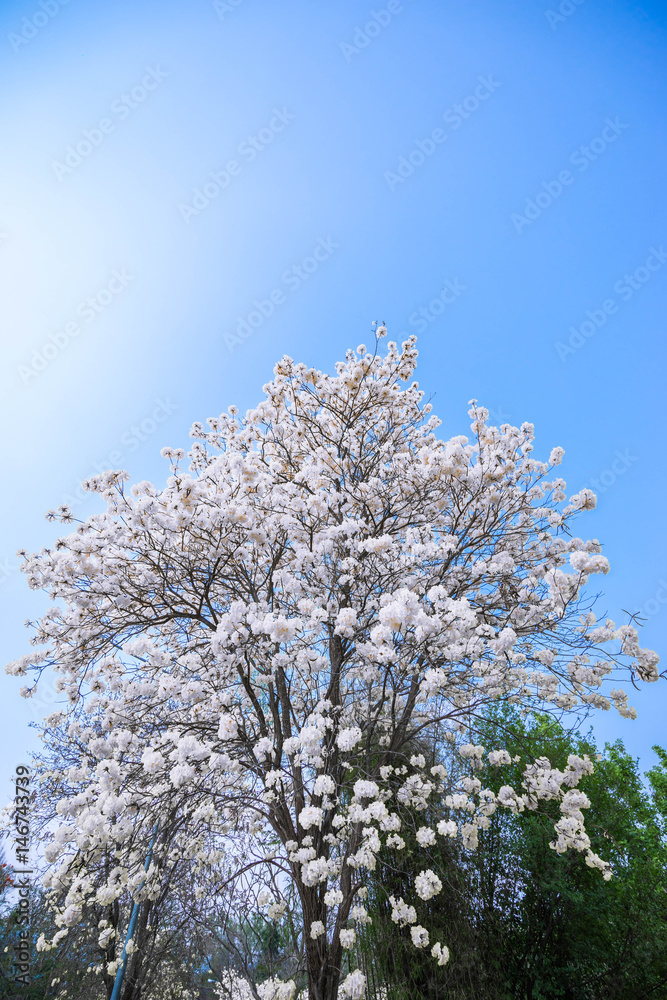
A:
[340, 970, 366, 999]
[350, 904, 371, 925]
[336, 727, 362, 752]
[353, 779, 379, 800]
[431, 942, 450, 966]
[437, 820, 458, 838]
[390, 896, 417, 927]
[415, 869, 442, 901]
[218, 714, 238, 740]
[339, 928, 356, 949]
[299, 806, 324, 830]
[314, 774, 336, 797]
[488, 749, 512, 766]
[416, 827, 436, 847]
[141, 748, 165, 773]
[410, 925, 430, 948]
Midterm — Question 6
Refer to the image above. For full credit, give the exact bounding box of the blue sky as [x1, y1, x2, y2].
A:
[1, 0, 666, 776]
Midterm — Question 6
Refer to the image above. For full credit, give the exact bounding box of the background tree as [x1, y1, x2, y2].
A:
[362, 709, 667, 1000]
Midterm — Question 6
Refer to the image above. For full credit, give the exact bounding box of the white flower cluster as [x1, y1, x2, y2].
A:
[213, 974, 296, 1000]
[411, 925, 430, 949]
[339, 970, 366, 999]
[337, 726, 362, 752]
[488, 749, 512, 766]
[267, 901, 287, 920]
[414, 869, 443, 901]
[390, 895, 417, 927]
[299, 806, 324, 830]
[339, 928, 356, 949]
[432, 942, 450, 966]
[257, 978, 297, 1000]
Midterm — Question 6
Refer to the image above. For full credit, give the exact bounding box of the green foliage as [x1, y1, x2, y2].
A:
[362, 711, 667, 1000]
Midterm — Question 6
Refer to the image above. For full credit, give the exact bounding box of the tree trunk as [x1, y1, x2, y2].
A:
[302, 908, 344, 1000]
[305, 940, 344, 1000]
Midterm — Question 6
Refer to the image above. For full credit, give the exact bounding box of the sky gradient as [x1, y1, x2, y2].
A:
[1, 0, 666, 776]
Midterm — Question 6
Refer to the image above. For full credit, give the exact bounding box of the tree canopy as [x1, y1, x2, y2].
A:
[6, 334, 661, 1000]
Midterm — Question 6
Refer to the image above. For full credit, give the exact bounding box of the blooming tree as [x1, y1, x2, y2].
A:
[7, 334, 660, 1000]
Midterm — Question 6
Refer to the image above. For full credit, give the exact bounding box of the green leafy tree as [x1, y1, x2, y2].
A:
[363, 711, 667, 1000]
